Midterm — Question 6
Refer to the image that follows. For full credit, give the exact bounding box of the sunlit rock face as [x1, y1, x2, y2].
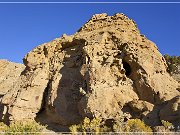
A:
[0, 60, 25, 96]
[0, 13, 179, 127]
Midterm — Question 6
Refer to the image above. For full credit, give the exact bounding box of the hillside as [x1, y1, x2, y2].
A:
[0, 13, 179, 133]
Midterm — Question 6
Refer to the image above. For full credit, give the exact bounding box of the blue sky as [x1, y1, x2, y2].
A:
[0, 1, 179, 63]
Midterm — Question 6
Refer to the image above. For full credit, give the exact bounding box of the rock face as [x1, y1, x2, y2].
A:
[0, 13, 179, 127]
[0, 60, 24, 96]
[0, 60, 25, 121]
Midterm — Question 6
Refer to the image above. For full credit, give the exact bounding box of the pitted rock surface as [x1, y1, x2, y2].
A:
[0, 13, 179, 127]
[0, 60, 24, 96]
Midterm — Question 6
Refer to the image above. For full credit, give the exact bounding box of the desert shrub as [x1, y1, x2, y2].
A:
[0, 122, 8, 132]
[161, 120, 173, 129]
[113, 120, 129, 132]
[69, 124, 79, 134]
[70, 118, 153, 134]
[4, 120, 46, 135]
[127, 119, 152, 132]
[113, 119, 152, 133]
[69, 117, 110, 134]
[164, 54, 180, 74]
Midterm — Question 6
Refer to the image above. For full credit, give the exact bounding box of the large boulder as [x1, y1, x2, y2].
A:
[0, 13, 179, 127]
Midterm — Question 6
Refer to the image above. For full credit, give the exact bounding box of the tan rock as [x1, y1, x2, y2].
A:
[0, 60, 24, 95]
[0, 13, 179, 128]
[128, 100, 154, 113]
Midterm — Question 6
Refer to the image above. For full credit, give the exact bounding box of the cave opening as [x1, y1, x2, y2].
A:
[122, 60, 132, 77]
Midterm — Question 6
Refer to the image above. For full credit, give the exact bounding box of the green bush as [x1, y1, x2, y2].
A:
[4, 120, 46, 135]
[69, 117, 110, 134]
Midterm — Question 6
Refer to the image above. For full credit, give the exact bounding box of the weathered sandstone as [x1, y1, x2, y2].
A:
[0, 13, 179, 128]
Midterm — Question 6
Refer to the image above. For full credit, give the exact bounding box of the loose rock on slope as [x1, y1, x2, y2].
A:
[0, 13, 179, 129]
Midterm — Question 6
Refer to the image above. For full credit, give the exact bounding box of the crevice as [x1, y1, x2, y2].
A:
[122, 60, 132, 77]
[105, 119, 115, 131]
[37, 80, 50, 115]
[20, 98, 29, 101]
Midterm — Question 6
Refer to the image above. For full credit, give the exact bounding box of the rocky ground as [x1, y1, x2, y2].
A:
[0, 13, 179, 132]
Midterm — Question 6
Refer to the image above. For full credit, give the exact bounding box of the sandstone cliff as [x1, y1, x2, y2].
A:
[0, 60, 24, 96]
[0, 60, 25, 122]
[0, 13, 179, 129]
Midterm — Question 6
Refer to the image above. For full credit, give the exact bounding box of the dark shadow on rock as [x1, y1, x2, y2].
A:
[123, 102, 163, 127]
[35, 111, 69, 132]
[35, 39, 87, 132]
[142, 105, 163, 127]
[0, 104, 10, 125]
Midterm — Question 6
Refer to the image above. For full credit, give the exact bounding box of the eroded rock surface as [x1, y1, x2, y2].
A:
[0, 13, 179, 128]
[0, 60, 24, 96]
[0, 60, 25, 121]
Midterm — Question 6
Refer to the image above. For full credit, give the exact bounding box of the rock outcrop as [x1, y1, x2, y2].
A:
[0, 60, 25, 121]
[0, 60, 24, 96]
[0, 13, 179, 128]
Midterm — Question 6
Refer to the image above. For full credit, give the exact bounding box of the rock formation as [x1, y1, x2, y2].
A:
[0, 60, 25, 97]
[0, 13, 179, 129]
[0, 60, 25, 121]
[0, 60, 24, 96]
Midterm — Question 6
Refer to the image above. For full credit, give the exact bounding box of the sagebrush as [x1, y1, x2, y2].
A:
[0, 120, 46, 135]
[69, 117, 110, 134]
[70, 117, 153, 134]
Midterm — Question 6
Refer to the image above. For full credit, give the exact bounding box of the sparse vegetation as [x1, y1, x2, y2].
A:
[0, 120, 46, 135]
[113, 119, 152, 133]
[161, 120, 173, 130]
[70, 117, 153, 134]
[113, 119, 129, 132]
[164, 54, 180, 74]
[69, 117, 110, 134]
[0, 122, 7, 132]
[127, 119, 152, 132]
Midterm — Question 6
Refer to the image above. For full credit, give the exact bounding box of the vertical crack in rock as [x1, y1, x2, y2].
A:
[37, 80, 50, 115]
[41, 39, 87, 125]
